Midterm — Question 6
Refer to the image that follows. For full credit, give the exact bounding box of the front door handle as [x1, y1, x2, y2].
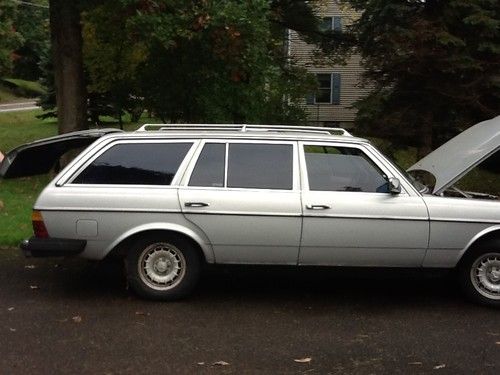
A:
[185, 202, 210, 208]
[306, 204, 331, 210]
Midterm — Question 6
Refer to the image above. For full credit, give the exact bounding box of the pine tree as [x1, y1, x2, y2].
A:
[346, 0, 500, 157]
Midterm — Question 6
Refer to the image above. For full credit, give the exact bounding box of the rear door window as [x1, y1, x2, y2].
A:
[227, 143, 293, 190]
[72, 142, 193, 185]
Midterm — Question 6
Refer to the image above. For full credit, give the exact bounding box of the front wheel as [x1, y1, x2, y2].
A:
[458, 246, 500, 307]
[125, 234, 201, 300]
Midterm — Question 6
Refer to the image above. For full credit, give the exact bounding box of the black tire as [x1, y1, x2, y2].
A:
[125, 233, 202, 301]
[458, 241, 500, 307]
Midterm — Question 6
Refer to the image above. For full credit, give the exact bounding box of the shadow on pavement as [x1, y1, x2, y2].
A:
[13, 253, 464, 309]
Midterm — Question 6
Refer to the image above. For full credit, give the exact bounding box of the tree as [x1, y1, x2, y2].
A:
[49, 0, 87, 134]
[12, 0, 49, 80]
[81, 0, 148, 127]
[81, 0, 319, 125]
[0, 0, 23, 77]
[41, 0, 347, 127]
[346, 0, 500, 157]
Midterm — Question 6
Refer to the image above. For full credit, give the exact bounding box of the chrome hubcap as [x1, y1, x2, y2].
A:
[471, 253, 500, 300]
[138, 243, 185, 291]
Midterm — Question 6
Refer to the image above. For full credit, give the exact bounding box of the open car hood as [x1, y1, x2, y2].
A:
[0, 128, 123, 179]
[408, 116, 500, 194]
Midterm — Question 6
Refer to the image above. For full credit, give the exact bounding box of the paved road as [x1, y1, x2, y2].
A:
[0, 247, 499, 374]
[0, 101, 39, 113]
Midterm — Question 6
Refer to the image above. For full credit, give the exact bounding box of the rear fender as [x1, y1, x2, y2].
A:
[103, 222, 215, 263]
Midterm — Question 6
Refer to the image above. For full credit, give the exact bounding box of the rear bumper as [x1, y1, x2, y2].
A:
[20, 237, 87, 257]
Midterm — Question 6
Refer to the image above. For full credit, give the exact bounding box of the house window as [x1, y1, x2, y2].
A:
[321, 16, 342, 32]
[316, 74, 333, 103]
[306, 73, 341, 105]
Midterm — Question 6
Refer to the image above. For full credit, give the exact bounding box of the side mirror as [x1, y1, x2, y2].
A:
[389, 178, 401, 194]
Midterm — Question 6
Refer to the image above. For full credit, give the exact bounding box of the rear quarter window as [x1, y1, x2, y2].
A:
[72, 142, 193, 185]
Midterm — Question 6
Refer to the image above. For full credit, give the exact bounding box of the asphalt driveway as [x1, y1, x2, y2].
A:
[0, 247, 499, 374]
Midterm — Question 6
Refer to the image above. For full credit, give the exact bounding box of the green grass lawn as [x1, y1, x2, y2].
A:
[1, 78, 46, 97]
[0, 109, 57, 150]
[0, 86, 21, 103]
[0, 78, 45, 104]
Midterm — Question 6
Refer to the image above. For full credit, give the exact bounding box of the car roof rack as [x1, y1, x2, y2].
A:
[136, 123, 352, 137]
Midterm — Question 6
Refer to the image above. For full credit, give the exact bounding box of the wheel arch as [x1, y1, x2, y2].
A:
[457, 225, 500, 266]
[103, 223, 215, 263]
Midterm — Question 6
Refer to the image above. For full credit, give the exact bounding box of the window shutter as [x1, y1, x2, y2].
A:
[332, 73, 341, 105]
[333, 16, 342, 32]
[306, 93, 315, 105]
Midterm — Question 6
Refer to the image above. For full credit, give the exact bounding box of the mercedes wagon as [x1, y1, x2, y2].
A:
[1, 119, 499, 305]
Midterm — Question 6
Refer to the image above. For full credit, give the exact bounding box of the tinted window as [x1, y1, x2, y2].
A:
[189, 143, 225, 187]
[304, 145, 389, 192]
[227, 143, 293, 190]
[73, 143, 192, 185]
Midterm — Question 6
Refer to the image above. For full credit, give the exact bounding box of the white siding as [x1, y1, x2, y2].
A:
[289, 1, 370, 126]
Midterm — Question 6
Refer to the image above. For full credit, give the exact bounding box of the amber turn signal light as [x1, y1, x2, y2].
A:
[32, 210, 49, 238]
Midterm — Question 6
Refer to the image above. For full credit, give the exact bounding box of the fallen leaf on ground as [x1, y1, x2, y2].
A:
[9, 328, 16, 332]
[197, 362, 205, 366]
[433, 364, 446, 369]
[294, 357, 312, 363]
[72, 316, 82, 323]
[24, 265, 36, 269]
[496, 342, 500, 345]
[29, 285, 39, 290]
[408, 362, 423, 365]
[212, 361, 229, 366]
[7, 307, 14, 311]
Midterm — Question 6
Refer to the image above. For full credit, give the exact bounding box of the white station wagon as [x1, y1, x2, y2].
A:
[1, 119, 499, 305]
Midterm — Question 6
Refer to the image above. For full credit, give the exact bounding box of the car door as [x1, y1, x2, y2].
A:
[299, 141, 429, 267]
[178, 139, 302, 265]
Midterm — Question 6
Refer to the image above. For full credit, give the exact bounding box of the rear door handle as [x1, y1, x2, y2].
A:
[184, 202, 210, 207]
[306, 204, 331, 210]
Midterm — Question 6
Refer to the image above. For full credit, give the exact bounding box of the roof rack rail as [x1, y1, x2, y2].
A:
[136, 123, 352, 136]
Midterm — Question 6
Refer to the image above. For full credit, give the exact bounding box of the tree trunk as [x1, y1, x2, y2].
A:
[118, 111, 123, 130]
[49, 0, 87, 135]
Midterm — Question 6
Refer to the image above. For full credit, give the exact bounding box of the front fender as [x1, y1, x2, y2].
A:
[458, 225, 500, 261]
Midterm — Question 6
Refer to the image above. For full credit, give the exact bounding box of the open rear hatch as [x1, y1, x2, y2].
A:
[0, 128, 123, 178]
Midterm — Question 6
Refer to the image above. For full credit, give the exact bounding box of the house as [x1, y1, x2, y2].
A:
[288, 1, 369, 128]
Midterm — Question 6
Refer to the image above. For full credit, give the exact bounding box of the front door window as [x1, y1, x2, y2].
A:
[304, 145, 389, 193]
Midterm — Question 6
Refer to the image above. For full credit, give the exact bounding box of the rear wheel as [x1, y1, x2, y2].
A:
[125, 234, 201, 300]
[458, 244, 500, 307]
